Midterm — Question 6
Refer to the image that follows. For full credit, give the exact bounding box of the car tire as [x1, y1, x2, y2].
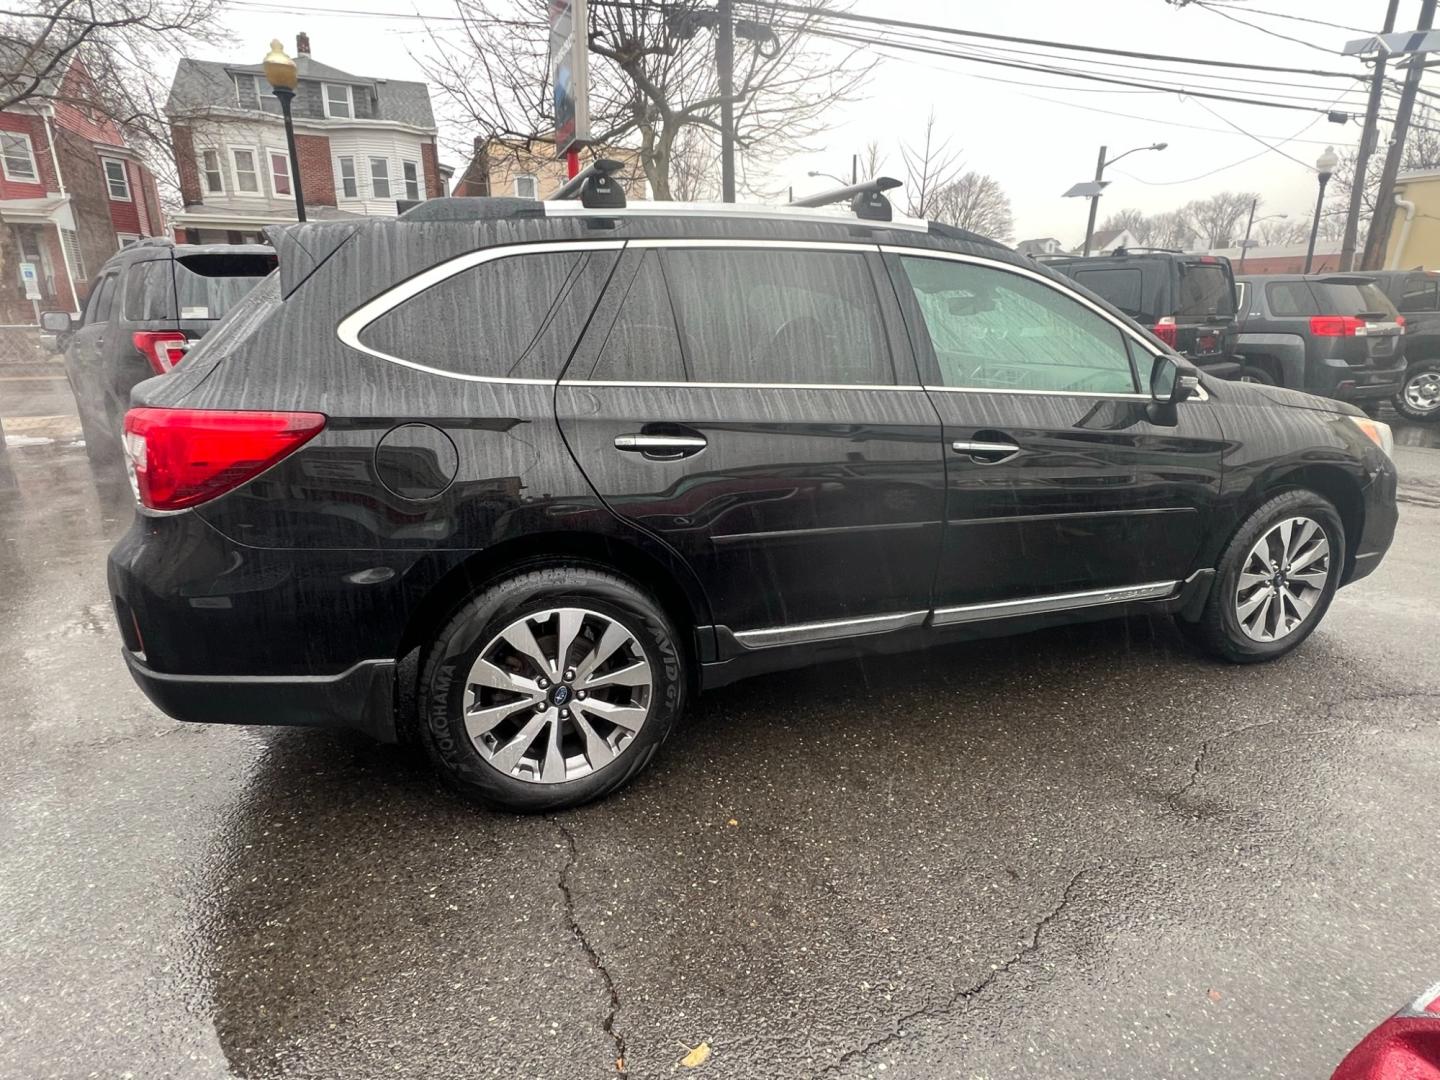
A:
[1234, 364, 1277, 386]
[1181, 489, 1345, 664]
[1393, 359, 1440, 423]
[417, 565, 685, 812]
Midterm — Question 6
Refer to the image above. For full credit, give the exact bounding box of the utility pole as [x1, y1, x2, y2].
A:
[717, 0, 735, 202]
[1363, 0, 1437, 270]
[1082, 145, 1107, 257]
[1341, 0, 1401, 271]
[1239, 197, 1258, 271]
[851, 153, 858, 184]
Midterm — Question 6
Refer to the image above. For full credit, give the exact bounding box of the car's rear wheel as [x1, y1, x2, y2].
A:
[1234, 364, 1277, 386]
[1393, 360, 1440, 423]
[1181, 490, 1345, 663]
[417, 566, 685, 812]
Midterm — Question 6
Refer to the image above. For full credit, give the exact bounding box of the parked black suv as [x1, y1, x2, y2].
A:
[42, 239, 277, 461]
[1352, 269, 1440, 422]
[1232, 274, 1407, 407]
[1044, 249, 1239, 370]
[107, 188, 1398, 811]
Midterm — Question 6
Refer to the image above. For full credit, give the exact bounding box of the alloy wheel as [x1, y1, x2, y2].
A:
[463, 607, 653, 784]
[1403, 370, 1440, 414]
[1234, 516, 1331, 643]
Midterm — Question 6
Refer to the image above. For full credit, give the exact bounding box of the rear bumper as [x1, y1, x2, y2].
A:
[122, 651, 398, 741]
[1313, 355, 1406, 402]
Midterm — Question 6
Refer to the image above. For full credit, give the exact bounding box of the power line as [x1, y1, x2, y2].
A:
[1189, 2, 1340, 55]
[1198, 2, 1371, 36]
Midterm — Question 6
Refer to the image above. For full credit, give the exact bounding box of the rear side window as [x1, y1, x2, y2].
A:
[1069, 267, 1144, 318]
[174, 252, 277, 321]
[86, 272, 118, 323]
[360, 250, 618, 380]
[1401, 274, 1440, 312]
[1265, 282, 1319, 316]
[585, 252, 685, 382]
[659, 248, 893, 385]
[1176, 263, 1234, 318]
[123, 261, 175, 322]
[1269, 280, 1396, 317]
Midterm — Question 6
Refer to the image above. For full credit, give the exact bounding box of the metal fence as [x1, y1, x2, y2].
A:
[0, 324, 59, 366]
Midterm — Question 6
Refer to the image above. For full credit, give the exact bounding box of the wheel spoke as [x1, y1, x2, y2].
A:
[502, 617, 555, 679]
[555, 608, 585, 676]
[1245, 591, 1274, 638]
[1284, 584, 1317, 620]
[1276, 519, 1294, 564]
[540, 716, 566, 782]
[468, 658, 541, 697]
[1287, 519, 1317, 561]
[465, 697, 541, 739]
[581, 659, 651, 689]
[1237, 588, 1271, 621]
[491, 712, 549, 774]
[576, 697, 647, 732]
[1289, 539, 1328, 574]
[1238, 570, 1270, 591]
[1289, 567, 1328, 589]
[574, 621, 633, 684]
[574, 713, 616, 771]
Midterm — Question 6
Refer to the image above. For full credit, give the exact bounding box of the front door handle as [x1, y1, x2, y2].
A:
[951, 439, 1021, 463]
[614, 433, 708, 460]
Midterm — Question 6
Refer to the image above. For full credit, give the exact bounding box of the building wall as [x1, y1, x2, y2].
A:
[0, 111, 58, 198]
[468, 142, 646, 201]
[1386, 175, 1440, 270]
[327, 128, 431, 214]
[295, 133, 336, 206]
[173, 124, 201, 206]
[103, 156, 144, 237]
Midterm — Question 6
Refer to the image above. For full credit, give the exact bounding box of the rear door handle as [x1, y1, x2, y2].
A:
[614, 433, 708, 460]
[951, 439, 1021, 463]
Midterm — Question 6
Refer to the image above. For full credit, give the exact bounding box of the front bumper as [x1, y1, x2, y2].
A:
[123, 651, 398, 741]
[1345, 452, 1399, 586]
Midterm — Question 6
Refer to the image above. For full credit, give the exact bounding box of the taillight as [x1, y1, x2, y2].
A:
[121, 408, 326, 512]
[1309, 315, 1367, 337]
[132, 331, 191, 374]
[1152, 316, 1179, 348]
[1398, 314, 1407, 333]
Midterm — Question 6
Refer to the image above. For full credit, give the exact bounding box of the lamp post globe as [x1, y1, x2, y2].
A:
[1305, 146, 1339, 273]
[262, 39, 306, 222]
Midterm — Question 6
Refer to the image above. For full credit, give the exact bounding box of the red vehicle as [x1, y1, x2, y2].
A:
[1334, 983, 1440, 1079]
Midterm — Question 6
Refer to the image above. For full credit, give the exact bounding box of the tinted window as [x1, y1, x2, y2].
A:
[1069, 267, 1144, 317]
[123, 261, 174, 322]
[1265, 282, 1319, 316]
[1311, 281, 1394, 317]
[660, 249, 892, 385]
[899, 256, 1138, 395]
[86, 273, 117, 324]
[586, 252, 685, 382]
[360, 250, 618, 379]
[1176, 263, 1234, 318]
[174, 253, 276, 321]
[1401, 274, 1440, 312]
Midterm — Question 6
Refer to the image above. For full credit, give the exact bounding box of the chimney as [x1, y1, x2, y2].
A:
[296, 32, 311, 56]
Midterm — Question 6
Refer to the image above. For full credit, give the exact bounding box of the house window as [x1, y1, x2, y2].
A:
[61, 227, 85, 283]
[0, 131, 38, 182]
[369, 156, 391, 198]
[233, 73, 281, 115]
[201, 149, 224, 194]
[514, 174, 538, 199]
[230, 148, 260, 194]
[337, 155, 358, 198]
[324, 83, 354, 119]
[101, 157, 131, 200]
[268, 149, 292, 197]
[116, 233, 141, 249]
[402, 159, 420, 200]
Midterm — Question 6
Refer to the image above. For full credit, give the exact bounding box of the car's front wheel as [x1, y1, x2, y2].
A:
[1393, 360, 1440, 423]
[417, 566, 685, 812]
[1181, 489, 1345, 663]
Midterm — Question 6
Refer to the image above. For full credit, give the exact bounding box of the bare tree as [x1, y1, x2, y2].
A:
[1182, 191, 1259, 249]
[931, 171, 1013, 241]
[667, 123, 719, 201]
[1255, 218, 1310, 246]
[421, 0, 872, 199]
[859, 137, 885, 181]
[899, 111, 964, 218]
[1099, 208, 1155, 246]
[1148, 210, 1197, 251]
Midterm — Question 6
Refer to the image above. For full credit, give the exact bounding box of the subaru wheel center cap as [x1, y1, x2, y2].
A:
[550, 684, 572, 707]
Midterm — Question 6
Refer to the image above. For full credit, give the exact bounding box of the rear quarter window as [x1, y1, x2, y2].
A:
[122, 261, 175, 322]
[1264, 282, 1319, 316]
[1068, 267, 1145, 318]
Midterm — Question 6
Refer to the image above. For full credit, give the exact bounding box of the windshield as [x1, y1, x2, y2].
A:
[1311, 281, 1397, 317]
[174, 252, 277, 321]
[1175, 263, 1235, 318]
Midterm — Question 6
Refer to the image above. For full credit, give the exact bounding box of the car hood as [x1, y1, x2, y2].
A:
[1215, 379, 1365, 417]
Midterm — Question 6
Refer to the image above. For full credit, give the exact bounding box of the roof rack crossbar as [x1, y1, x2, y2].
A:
[550, 157, 626, 209]
[788, 176, 903, 222]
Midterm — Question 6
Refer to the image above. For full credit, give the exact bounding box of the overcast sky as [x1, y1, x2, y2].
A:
[199, 0, 1422, 245]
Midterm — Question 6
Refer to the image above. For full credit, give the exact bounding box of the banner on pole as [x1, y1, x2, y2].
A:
[550, 0, 590, 154]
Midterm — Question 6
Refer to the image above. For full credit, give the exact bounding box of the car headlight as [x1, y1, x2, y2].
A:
[1348, 414, 1395, 457]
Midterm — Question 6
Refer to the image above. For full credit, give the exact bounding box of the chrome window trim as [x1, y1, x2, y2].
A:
[930, 580, 1179, 627]
[734, 610, 929, 649]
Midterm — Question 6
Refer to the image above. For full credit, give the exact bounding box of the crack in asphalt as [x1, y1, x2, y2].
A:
[555, 821, 627, 1075]
[827, 866, 1093, 1075]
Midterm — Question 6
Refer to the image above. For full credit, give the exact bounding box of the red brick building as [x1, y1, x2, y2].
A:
[0, 54, 164, 322]
[166, 34, 449, 242]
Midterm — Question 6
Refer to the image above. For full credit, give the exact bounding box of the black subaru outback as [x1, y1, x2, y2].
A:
[107, 174, 1398, 811]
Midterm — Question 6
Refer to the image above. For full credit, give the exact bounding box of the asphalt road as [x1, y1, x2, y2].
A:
[3, 371, 1440, 1079]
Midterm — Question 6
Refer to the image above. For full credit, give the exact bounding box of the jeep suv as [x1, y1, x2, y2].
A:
[1044, 249, 1239, 370]
[42, 239, 277, 462]
[106, 186, 1398, 811]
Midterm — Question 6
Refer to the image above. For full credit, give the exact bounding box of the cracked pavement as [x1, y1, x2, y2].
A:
[3, 381, 1440, 1078]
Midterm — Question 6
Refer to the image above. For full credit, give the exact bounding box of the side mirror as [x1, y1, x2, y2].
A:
[39, 310, 74, 333]
[1150, 353, 1201, 405]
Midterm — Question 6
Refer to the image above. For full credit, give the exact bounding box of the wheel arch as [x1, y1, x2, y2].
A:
[1240, 463, 1365, 582]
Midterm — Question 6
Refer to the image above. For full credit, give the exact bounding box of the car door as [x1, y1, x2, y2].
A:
[63, 269, 120, 440]
[554, 240, 947, 645]
[883, 247, 1226, 621]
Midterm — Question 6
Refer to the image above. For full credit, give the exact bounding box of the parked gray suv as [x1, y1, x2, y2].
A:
[1232, 275, 1406, 407]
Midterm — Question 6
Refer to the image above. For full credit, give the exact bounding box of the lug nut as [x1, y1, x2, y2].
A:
[577, 690, 588, 700]
[564, 668, 576, 681]
[537, 676, 550, 689]
[560, 708, 570, 719]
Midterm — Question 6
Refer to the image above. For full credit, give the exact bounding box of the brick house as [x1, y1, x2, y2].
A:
[0, 50, 164, 322]
[165, 34, 449, 243]
[453, 136, 645, 201]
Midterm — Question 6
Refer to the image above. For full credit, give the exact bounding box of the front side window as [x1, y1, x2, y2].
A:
[102, 158, 131, 200]
[268, 150, 292, 197]
[231, 148, 260, 194]
[324, 83, 354, 119]
[369, 156, 391, 199]
[201, 148, 224, 194]
[899, 256, 1139, 395]
[403, 160, 421, 201]
[659, 248, 893, 385]
[1, 131, 38, 182]
[337, 155, 358, 198]
[86, 272, 118, 323]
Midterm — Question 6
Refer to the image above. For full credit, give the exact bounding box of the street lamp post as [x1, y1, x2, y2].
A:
[1304, 146, 1340, 274]
[1080, 142, 1167, 256]
[1239, 201, 1289, 271]
[263, 39, 306, 223]
[807, 169, 848, 186]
